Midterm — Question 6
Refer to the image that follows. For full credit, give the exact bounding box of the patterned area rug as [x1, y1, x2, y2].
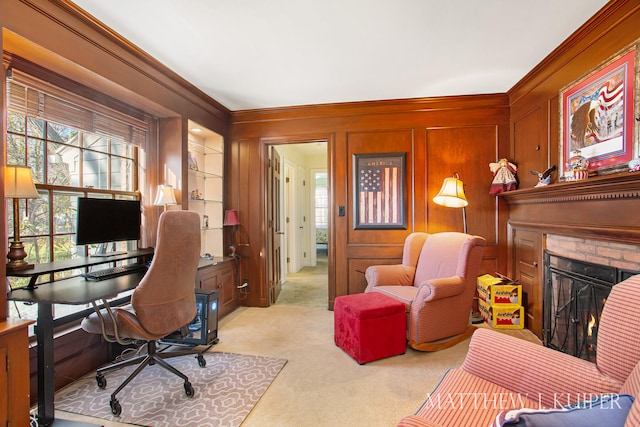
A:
[55, 352, 287, 427]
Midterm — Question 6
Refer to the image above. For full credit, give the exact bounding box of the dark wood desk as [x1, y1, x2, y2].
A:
[9, 248, 154, 289]
[7, 249, 153, 426]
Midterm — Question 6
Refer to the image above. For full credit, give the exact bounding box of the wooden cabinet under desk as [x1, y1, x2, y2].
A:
[196, 258, 237, 319]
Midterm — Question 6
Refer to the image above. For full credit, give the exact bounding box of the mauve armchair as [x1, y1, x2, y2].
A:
[365, 232, 486, 351]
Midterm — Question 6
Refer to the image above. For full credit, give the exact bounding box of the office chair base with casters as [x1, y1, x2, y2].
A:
[96, 340, 195, 416]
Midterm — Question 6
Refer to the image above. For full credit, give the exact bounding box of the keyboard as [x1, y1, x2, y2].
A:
[82, 263, 148, 281]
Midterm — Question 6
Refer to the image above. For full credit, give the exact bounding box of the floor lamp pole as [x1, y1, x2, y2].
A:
[462, 206, 467, 234]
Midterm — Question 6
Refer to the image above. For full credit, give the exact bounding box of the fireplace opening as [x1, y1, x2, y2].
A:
[543, 251, 638, 362]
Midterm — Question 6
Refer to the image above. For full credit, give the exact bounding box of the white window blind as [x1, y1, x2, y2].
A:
[6, 69, 148, 147]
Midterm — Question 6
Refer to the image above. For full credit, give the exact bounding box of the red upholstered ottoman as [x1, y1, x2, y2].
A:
[334, 292, 406, 364]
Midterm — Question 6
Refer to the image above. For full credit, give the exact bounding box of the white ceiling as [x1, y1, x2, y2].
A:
[70, 0, 609, 112]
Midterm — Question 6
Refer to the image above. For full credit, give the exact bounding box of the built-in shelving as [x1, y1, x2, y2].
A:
[187, 121, 224, 257]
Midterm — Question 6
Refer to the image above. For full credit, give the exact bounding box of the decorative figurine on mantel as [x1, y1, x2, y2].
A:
[489, 158, 518, 195]
[629, 157, 640, 172]
[531, 165, 557, 187]
[565, 149, 589, 181]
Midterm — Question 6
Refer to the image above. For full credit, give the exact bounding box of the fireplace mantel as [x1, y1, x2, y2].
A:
[499, 172, 640, 245]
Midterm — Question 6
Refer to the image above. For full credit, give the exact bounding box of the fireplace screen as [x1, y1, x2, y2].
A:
[543, 252, 637, 362]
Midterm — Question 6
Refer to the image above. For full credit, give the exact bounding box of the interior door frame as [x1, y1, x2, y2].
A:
[260, 134, 333, 307]
[267, 146, 282, 304]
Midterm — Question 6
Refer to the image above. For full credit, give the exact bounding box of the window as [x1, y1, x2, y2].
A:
[314, 172, 328, 228]
[5, 75, 147, 324]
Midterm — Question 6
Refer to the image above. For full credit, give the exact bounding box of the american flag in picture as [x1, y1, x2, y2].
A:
[358, 157, 402, 225]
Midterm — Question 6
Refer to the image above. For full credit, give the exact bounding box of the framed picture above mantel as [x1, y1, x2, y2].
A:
[559, 39, 639, 179]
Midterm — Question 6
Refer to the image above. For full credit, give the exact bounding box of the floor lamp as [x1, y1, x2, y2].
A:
[433, 172, 468, 233]
[5, 165, 40, 272]
[433, 172, 483, 323]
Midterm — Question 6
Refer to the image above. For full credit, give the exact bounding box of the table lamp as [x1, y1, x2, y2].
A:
[5, 165, 40, 271]
[153, 184, 177, 211]
[433, 172, 468, 233]
[223, 209, 240, 257]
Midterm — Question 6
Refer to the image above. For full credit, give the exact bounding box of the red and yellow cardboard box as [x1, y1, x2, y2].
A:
[477, 274, 524, 329]
[477, 274, 522, 306]
[478, 300, 524, 329]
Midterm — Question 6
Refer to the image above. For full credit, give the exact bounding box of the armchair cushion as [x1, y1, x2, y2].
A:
[370, 285, 418, 310]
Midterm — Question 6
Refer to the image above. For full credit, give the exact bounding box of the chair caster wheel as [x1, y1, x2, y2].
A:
[96, 373, 106, 389]
[184, 381, 195, 397]
[110, 398, 122, 416]
[197, 354, 206, 367]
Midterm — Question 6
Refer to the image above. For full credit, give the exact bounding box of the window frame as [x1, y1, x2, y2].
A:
[5, 73, 148, 328]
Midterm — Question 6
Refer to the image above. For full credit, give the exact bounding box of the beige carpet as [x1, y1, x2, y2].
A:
[276, 257, 328, 307]
[55, 259, 537, 426]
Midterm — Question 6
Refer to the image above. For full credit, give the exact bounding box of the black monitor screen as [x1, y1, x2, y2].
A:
[76, 198, 141, 245]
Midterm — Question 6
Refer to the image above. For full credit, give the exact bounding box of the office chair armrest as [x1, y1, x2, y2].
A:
[86, 300, 135, 346]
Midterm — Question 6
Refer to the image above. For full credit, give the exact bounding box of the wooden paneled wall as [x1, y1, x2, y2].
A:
[503, 0, 640, 336]
[509, 1, 640, 189]
[1, 0, 231, 402]
[230, 96, 510, 308]
[229, 1, 640, 310]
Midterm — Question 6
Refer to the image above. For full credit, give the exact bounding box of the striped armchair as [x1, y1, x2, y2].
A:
[365, 232, 486, 351]
[397, 274, 640, 427]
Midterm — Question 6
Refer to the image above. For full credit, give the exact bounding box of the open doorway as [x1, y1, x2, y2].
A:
[268, 141, 328, 307]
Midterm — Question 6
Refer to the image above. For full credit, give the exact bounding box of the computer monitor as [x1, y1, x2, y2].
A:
[76, 197, 141, 256]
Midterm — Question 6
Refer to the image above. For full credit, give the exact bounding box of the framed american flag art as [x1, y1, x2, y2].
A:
[353, 152, 406, 230]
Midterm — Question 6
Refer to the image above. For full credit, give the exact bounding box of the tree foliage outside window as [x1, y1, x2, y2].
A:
[6, 111, 139, 321]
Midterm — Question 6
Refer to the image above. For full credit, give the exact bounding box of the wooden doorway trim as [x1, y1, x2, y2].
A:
[260, 134, 334, 307]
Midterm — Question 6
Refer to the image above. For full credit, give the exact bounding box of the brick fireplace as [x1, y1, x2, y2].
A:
[500, 172, 640, 339]
[546, 235, 640, 272]
[543, 249, 639, 361]
[543, 235, 640, 360]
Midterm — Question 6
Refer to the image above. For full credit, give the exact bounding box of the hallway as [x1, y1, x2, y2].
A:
[276, 256, 328, 307]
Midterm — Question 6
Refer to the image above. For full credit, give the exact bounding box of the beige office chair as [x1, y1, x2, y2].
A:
[81, 210, 201, 416]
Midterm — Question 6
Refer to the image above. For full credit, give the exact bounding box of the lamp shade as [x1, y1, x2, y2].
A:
[5, 165, 40, 199]
[433, 176, 468, 208]
[153, 184, 177, 206]
[223, 209, 240, 226]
